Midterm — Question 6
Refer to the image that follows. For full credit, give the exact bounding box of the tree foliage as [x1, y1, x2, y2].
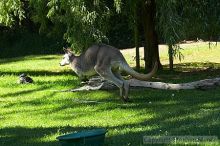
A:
[30, 0, 111, 52]
[0, 0, 25, 26]
[1, 0, 220, 68]
[1, 0, 112, 52]
[182, 0, 220, 40]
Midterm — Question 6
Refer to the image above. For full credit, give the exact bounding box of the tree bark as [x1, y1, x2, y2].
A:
[168, 44, 174, 70]
[134, 6, 140, 71]
[135, 28, 140, 71]
[141, 0, 162, 71]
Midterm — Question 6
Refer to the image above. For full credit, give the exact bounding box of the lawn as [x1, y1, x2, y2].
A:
[0, 42, 220, 146]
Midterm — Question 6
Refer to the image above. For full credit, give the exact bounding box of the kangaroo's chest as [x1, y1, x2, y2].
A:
[71, 64, 96, 78]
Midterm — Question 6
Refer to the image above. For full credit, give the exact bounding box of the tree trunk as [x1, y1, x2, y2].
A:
[141, 0, 162, 71]
[135, 27, 140, 71]
[168, 44, 174, 70]
[134, 5, 140, 71]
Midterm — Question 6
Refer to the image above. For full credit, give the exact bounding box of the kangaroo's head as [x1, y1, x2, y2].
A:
[60, 47, 74, 66]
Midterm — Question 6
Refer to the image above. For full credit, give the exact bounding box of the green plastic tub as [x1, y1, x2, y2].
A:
[56, 128, 107, 146]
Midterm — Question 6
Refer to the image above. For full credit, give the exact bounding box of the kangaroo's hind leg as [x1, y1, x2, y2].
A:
[113, 70, 129, 100]
[95, 66, 129, 101]
[112, 69, 124, 97]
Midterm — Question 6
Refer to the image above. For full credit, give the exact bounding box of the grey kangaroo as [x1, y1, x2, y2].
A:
[60, 44, 158, 101]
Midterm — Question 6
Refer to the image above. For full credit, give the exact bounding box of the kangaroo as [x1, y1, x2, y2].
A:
[60, 44, 158, 101]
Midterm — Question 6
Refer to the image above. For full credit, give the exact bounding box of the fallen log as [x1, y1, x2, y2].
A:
[64, 76, 220, 92]
[128, 78, 220, 90]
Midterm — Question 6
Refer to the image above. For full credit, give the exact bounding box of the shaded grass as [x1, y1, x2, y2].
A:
[0, 43, 220, 146]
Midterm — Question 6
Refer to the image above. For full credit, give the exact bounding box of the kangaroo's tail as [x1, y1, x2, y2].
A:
[121, 61, 158, 81]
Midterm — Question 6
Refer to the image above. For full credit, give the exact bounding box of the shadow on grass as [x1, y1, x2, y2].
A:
[1, 87, 49, 98]
[0, 55, 60, 65]
[1, 88, 220, 146]
[0, 57, 26, 64]
[0, 126, 101, 146]
[152, 62, 220, 83]
[0, 70, 75, 76]
[0, 77, 80, 99]
[104, 89, 220, 145]
[49, 88, 220, 145]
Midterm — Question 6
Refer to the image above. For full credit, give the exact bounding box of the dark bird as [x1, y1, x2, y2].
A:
[18, 73, 34, 84]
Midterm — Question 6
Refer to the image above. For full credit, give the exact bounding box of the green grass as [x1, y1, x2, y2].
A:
[0, 42, 220, 146]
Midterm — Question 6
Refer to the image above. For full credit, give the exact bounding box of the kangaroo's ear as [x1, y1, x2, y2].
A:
[63, 47, 68, 53]
[66, 48, 72, 52]
[65, 48, 74, 56]
[63, 47, 73, 55]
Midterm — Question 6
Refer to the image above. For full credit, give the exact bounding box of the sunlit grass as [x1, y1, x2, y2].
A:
[0, 42, 220, 146]
[122, 41, 220, 68]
